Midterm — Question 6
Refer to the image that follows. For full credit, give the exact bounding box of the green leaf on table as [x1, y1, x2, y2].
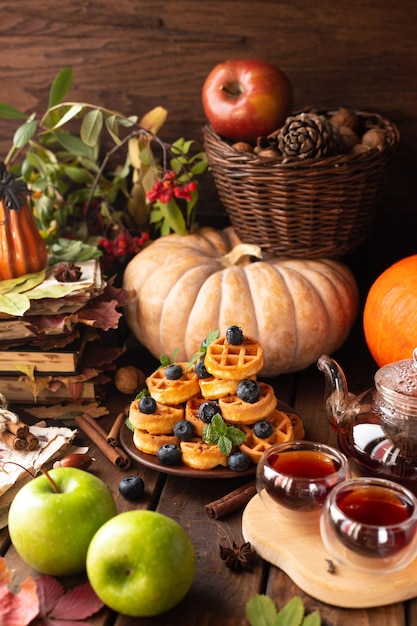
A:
[246, 594, 277, 626]
[0, 102, 27, 120]
[13, 119, 38, 148]
[246, 595, 321, 626]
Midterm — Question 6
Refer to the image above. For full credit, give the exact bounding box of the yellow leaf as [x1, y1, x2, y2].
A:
[128, 137, 142, 169]
[139, 106, 168, 133]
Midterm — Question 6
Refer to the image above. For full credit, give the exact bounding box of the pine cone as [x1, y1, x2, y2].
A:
[276, 112, 342, 159]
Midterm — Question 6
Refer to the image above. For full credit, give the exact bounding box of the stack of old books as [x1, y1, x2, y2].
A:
[0, 259, 129, 404]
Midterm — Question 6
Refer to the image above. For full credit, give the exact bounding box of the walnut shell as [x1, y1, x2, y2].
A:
[114, 365, 146, 395]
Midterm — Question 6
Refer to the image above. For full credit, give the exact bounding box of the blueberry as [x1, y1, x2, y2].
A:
[195, 358, 211, 379]
[138, 396, 157, 414]
[173, 419, 195, 441]
[237, 379, 260, 403]
[198, 400, 220, 423]
[253, 420, 273, 438]
[165, 364, 183, 380]
[226, 325, 243, 345]
[118, 475, 145, 501]
[228, 451, 251, 472]
[157, 443, 182, 465]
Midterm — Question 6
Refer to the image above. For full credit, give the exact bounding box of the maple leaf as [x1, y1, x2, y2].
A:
[36, 575, 104, 626]
[0, 558, 39, 626]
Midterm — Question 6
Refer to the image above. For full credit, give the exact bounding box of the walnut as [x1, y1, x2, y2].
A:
[361, 128, 386, 150]
[114, 366, 146, 395]
[329, 107, 358, 131]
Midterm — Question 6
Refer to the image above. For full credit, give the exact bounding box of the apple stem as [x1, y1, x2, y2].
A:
[41, 467, 60, 493]
[220, 84, 242, 98]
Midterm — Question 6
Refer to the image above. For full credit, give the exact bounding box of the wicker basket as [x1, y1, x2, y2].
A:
[203, 110, 399, 258]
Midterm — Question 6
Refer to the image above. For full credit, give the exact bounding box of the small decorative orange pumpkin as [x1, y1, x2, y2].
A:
[0, 164, 47, 280]
[363, 255, 417, 367]
[123, 226, 359, 376]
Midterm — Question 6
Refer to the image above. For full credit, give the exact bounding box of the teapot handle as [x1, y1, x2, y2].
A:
[317, 355, 351, 430]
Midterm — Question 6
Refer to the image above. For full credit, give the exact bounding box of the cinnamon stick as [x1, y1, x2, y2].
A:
[0, 429, 27, 451]
[6, 420, 29, 438]
[24, 432, 39, 451]
[75, 413, 131, 470]
[205, 482, 257, 519]
[107, 408, 128, 446]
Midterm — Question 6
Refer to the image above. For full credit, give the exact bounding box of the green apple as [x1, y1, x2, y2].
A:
[8, 467, 117, 576]
[86, 510, 196, 617]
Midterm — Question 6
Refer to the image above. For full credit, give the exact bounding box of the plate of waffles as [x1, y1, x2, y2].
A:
[119, 400, 304, 478]
[119, 326, 305, 478]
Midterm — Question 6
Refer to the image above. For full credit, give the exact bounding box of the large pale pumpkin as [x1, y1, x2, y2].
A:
[123, 227, 359, 376]
[363, 255, 417, 367]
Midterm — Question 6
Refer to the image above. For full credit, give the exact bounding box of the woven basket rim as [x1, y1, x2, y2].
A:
[203, 108, 400, 170]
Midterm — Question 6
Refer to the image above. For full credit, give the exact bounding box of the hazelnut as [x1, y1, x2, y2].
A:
[329, 107, 358, 131]
[114, 365, 146, 395]
[339, 126, 360, 153]
[53, 453, 94, 470]
[361, 128, 386, 150]
[351, 143, 371, 155]
[231, 141, 254, 153]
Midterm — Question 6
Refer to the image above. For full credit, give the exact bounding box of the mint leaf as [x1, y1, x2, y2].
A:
[218, 434, 232, 456]
[159, 347, 180, 369]
[186, 328, 219, 371]
[246, 594, 277, 626]
[202, 413, 246, 456]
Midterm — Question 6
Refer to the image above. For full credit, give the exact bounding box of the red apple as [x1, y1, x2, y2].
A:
[202, 59, 293, 144]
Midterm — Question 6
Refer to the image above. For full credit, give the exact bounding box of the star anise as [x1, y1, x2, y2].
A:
[219, 540, 257, 571]
[53, 261, 83, 282]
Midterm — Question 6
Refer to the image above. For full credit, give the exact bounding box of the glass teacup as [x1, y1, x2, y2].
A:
[256, 440, 349, 522]
[320, 477, 417, 573]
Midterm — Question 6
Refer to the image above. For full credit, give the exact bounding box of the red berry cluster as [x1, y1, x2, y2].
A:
[146, 170, 197, 204]
[98, 230, 149, 272]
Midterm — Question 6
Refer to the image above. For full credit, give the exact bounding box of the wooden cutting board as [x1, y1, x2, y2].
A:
[242, 493, 417, 608]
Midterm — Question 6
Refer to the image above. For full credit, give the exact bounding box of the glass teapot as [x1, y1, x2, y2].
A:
[317, 350, 417, 494]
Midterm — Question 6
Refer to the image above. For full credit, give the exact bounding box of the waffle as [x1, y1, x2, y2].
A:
[132, 429, 179, 455]
[199, 375, 256, 400]
[184, 395, 210, 436]
[146, 362, 200, 405]
[289, 413, 306, 440]
[204, 335, 264, 380]
[238, 409, 295, 464]
[129, 399, 184, 434]
[180, 440, 228, 470]
[218, 382, 277, 424]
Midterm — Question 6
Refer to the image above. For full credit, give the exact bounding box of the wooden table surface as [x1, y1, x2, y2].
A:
[1, 321, 415, 626]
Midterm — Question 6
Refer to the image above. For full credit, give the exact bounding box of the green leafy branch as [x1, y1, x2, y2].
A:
[0, 67, 208, 263]
[246, 595, 321, 626]
[202, 413, 246, 456]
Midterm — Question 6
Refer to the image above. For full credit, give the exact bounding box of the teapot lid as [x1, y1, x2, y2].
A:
[375, 350, 417, 399]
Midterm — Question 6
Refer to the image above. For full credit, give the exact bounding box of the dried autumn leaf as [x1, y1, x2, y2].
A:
[0, 558, 39, 626]
[36, 576, 103, 623]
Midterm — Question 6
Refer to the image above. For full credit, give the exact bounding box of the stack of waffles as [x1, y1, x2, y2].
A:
[128, 328, 304, 471]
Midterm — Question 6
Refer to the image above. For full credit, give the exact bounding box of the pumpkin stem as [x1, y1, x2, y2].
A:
[220, 243, 263, 267]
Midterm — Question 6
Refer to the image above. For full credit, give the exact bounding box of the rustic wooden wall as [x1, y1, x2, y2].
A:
[0, 0, 416, 289]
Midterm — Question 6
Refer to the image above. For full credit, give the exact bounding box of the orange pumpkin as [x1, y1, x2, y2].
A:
[123, 226, 359, 376]
[0, 167, 47, 280]
[363, 255, 417, 367]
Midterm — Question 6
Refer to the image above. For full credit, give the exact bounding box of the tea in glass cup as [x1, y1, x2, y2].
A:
[320, 477, 417, 573]
[256, 441, 349, 520]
